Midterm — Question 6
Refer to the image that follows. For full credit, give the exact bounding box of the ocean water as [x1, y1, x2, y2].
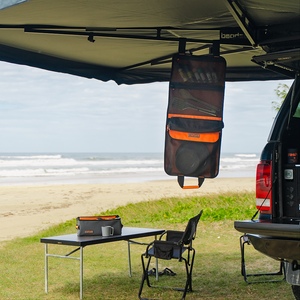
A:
[0, 152, 260, 186]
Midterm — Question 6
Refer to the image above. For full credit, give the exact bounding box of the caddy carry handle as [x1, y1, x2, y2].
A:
[177, 176, 205, 189]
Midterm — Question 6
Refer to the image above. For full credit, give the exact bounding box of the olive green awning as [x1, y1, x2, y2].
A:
[0, 0, 299, 84]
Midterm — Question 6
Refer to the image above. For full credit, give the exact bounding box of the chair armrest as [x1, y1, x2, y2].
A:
[158, 231, 168, 240]
[145, 241, 155, 258]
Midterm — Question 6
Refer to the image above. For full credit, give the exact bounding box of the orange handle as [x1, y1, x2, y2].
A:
[177, 176, 204, 189]
[182, 185, 201, 189]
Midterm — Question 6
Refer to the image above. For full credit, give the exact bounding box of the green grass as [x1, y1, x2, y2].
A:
[103, 192, 257, 225]
[0, 192, 295, 299]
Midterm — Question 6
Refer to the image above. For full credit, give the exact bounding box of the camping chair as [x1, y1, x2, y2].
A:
[138, 210, 203, 300]
[240, 234, 286, 284]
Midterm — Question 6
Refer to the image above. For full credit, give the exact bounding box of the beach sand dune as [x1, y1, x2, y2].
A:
[0, 177, 254, 242]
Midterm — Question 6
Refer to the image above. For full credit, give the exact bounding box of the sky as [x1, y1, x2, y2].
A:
[0, 61, 294, 154]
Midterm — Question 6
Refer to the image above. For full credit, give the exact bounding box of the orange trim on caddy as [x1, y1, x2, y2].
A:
[79, 217, 99, 220]
[99, 216, 117, 220]
[169, 129, 220, 143]
[79, 216, 117, 221]
[168, 114, 222, 121]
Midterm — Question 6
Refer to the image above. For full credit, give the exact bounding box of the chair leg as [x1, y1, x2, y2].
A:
[181, 249, 195, 300]
[138, 272, 146, 300]
[181, 259, 190, 300]
[187, 248, 196, 292]
[139, 251, 196, 300]
[240, 234, 286, 284]
[139, 254, 154, 300]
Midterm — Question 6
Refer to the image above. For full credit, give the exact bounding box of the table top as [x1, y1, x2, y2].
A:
[40, 227, 165, 246]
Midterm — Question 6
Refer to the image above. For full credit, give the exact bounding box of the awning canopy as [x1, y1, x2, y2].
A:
[0, 0, 299, 84]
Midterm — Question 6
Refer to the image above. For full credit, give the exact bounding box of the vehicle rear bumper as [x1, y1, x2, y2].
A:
[244, 234, 300, 262]
[235, 220, 300, 263]
[234, 220, 300, 239]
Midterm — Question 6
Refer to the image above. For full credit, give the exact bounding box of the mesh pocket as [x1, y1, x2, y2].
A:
[153, 241, 174, 260]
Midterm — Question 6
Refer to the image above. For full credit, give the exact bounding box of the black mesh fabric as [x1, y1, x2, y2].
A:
[181, 211, 203, 245]
[166, 230, 184, 242]
[146, 210, 203, 259]
[168, 117, 224, 133]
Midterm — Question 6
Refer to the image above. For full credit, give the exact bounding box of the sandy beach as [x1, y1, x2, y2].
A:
[0, 177, 255, 242]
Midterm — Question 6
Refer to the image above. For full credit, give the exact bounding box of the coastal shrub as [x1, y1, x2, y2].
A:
[15, 192, 256, 242]
[103, 192, 257, 225]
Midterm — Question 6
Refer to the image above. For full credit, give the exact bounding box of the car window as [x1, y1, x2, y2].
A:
[293, 99, 300, 118]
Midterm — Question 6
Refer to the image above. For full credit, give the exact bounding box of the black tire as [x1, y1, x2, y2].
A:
[292, 285, 300, 300]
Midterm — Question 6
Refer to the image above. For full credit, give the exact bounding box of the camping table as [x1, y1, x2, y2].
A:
[40, 227, 164, 299]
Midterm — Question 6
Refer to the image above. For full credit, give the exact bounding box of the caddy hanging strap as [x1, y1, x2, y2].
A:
[177, 176, 204, 189]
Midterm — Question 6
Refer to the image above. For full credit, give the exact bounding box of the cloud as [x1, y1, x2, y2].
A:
[0, 61, 294, 153]
[0, 62, 168, 152]
[222, 80, 293, 153]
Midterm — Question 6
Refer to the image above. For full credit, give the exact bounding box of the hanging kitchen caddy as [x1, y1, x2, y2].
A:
[164, 54, 226, 188]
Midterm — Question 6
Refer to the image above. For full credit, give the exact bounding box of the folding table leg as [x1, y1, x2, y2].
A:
[80, 246, 83, 300]
[128, 241, 132, 277]
[45, 244, 48, 294]
[155, 235, 159, 281]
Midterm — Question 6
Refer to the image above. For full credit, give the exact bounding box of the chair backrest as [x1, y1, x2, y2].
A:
[180, 210, 203, 245]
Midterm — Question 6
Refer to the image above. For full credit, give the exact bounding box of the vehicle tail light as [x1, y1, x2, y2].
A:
[256, 160, 272, 214]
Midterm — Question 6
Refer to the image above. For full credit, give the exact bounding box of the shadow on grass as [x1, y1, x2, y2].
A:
[50, 251, 293, 300]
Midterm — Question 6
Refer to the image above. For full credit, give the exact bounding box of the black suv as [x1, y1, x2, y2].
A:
[235, 49, 300, 299]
